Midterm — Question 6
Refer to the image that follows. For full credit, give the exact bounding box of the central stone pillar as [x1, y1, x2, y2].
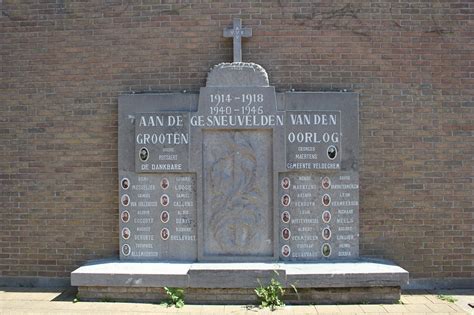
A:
[195, 62, 278, 261]
[203, 129, 273, 257]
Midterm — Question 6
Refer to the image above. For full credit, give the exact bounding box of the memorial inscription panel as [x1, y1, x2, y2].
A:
[135, 112, 190, 172]
[118, 64, 359, 262]
[278, 172, 359, 260]
[119, 173, 197, 260]
[285, 110, 341, 170]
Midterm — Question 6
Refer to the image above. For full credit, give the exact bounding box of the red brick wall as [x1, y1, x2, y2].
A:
[1, 1, 472, 281]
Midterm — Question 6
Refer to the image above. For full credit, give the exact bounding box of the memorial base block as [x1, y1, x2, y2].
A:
[72, 258, 408, 304]
[77, 286, 401, 305]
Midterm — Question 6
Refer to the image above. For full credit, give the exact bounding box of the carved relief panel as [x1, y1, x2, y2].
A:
[203, 130, 273, 258]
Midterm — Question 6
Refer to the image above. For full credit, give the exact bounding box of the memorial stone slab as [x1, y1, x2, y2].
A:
[118, 74, 359, 262]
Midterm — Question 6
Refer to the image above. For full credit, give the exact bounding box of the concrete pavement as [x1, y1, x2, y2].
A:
[0, 287, 472, 314]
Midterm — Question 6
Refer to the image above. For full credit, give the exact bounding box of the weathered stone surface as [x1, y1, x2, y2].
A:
[72, 260, 190, 288]
[206, 62, 269, 87]
[188, 263, 285, 288]
[202, 130, 273, 258]
[71, 258, 408, 289]
[77, 286, 401, 304]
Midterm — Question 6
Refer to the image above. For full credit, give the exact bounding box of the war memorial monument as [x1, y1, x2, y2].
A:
[71, 19, 408, 304]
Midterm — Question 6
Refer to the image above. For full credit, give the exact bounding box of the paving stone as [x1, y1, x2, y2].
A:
[359, 304, 388, 313]
[337, 304, 365, 313]
[400, 295, 432, 304]
[404, 304, 434, 313]
[426, 303, 463, 313]
[1, 288, 473, 315]
[314, 305, 340, 313]
[381, 304, 409, 313]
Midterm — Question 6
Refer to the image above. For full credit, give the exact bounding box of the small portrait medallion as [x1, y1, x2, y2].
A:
[281, 194, 291, 207]
[281, 245, 291, 257]
[121, 194, 130, 206]
[160, 177, 169, 190]
[139, 147, 149, 162]
[122, 227, 130, 240]
[281, 177, 290, 190]
[327, 145, 337, 160]
[122, 244, 131, 256]
[321, 176, 331, 190]
[322, 211, 331, 223]
[121, 211, 130, 223]
[322, 243, 331, 257]
[121, 178, 130, 190]
[160, 211, 169, 223]
[160, 194, 169, 207]
[281, 211, 290, 224]
[322, 227, 331, 240]
[281, 228, 291, 240]
[322, 194, 331, 207]
[161, 228, 170, 240]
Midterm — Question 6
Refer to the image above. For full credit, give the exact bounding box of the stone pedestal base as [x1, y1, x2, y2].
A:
[78, 286, 401, 304]
[72, 258, 408, 304]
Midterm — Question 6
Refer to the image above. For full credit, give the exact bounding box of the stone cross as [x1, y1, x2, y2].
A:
[223, 18, 252, 63]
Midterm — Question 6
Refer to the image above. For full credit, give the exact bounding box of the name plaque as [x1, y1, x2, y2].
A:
[119, 173, 197, 260]
[135, 113, 190, 172]
[285, 110, 341, 170]
[278, 172, 359, 260]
